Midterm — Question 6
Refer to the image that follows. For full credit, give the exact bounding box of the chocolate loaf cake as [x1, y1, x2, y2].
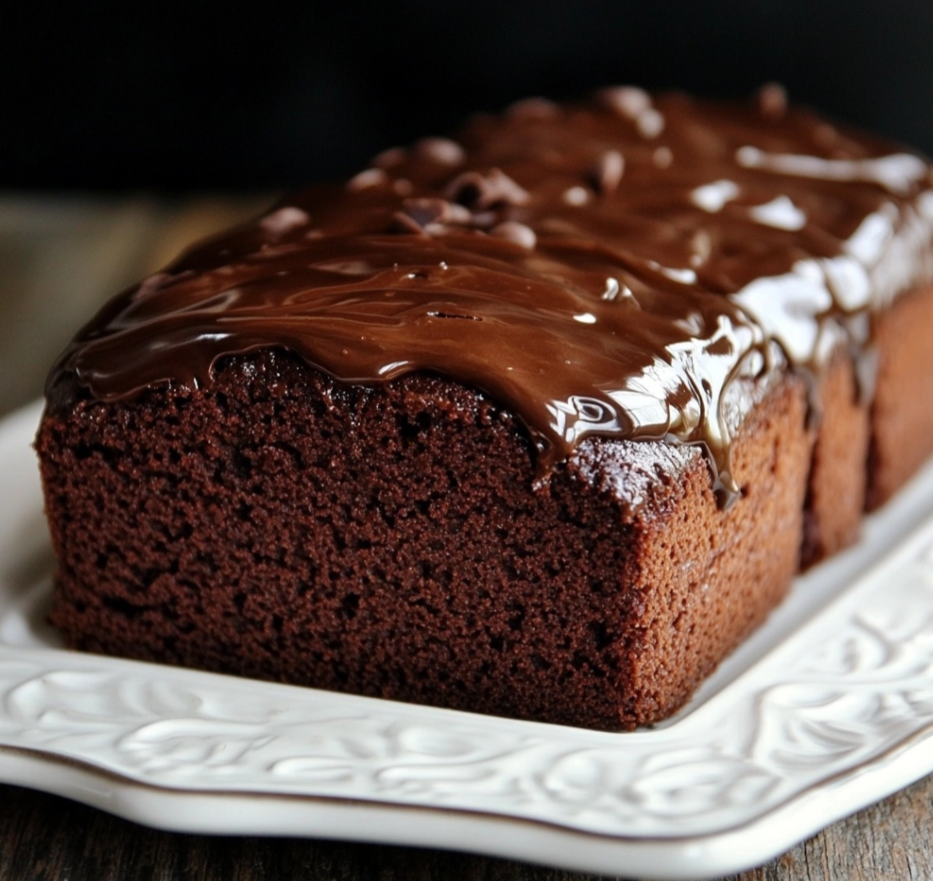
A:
[37, 87, 933, 729]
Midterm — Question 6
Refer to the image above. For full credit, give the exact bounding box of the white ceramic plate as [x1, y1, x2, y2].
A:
[4, 401, 933, 880]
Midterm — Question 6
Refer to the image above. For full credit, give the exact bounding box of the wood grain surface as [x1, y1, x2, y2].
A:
[1, 195, 932, 881]
[1, 775, 932, 881]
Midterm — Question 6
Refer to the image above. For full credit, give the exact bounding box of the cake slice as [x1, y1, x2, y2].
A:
[36, 88, 933, 729]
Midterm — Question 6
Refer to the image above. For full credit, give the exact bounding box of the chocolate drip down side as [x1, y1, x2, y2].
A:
[49, 88, 933, 505]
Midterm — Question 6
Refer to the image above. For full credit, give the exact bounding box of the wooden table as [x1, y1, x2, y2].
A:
[1, 196, 931, 881]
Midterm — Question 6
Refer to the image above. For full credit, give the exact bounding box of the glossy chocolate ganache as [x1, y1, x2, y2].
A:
[50, 86, 933, 502]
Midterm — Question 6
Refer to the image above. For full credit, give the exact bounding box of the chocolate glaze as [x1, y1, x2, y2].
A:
[49, 88, 933, 502]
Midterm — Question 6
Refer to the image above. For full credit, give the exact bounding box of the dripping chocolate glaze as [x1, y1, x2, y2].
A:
[49, 87, 933, 504]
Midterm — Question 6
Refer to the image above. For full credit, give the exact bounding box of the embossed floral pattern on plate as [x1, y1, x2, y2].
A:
[4, 400, 933, 879]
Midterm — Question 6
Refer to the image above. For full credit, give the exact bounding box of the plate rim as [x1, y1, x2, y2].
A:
[5, 399, 933, 879]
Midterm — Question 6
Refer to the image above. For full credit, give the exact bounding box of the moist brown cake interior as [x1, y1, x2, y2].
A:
[40, 350, 810, 730]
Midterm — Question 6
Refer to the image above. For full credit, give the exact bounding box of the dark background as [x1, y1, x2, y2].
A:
[2, 0, 931, 191]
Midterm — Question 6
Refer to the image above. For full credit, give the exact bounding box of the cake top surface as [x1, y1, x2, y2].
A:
[50, 87, 933, 500]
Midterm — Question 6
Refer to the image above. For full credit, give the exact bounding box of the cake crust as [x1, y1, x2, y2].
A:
[868, 283, 933, 509]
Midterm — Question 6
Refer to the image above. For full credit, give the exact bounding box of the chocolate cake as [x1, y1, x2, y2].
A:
[36, 87, 933, 729]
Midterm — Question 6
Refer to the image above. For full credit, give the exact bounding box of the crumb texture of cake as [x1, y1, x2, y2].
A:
[37, 87, 933, 729]
[40, 352, 809, 730]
